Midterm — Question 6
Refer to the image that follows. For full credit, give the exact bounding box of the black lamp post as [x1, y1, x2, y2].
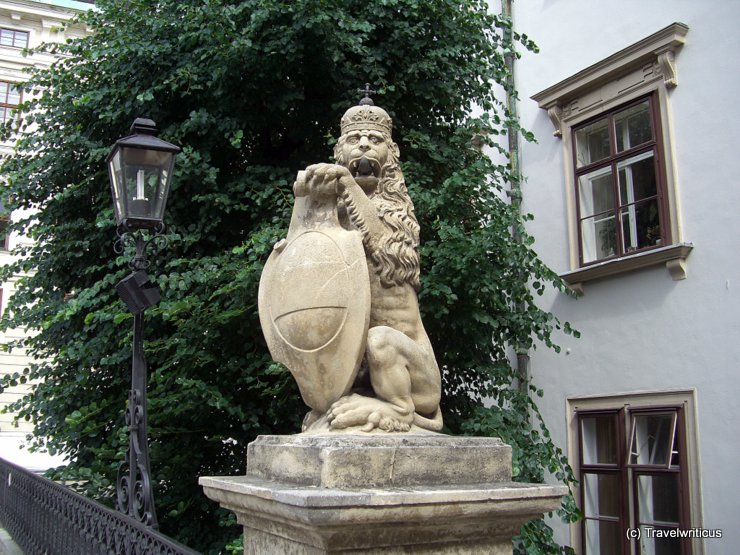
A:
[107, 118, 180, 528]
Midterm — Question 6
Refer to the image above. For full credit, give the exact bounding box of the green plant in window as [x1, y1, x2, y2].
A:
[599, 217, 617, 259]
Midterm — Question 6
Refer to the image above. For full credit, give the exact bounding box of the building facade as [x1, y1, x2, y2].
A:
[0, 0, 90, 471]
[514, 1, 739, 554]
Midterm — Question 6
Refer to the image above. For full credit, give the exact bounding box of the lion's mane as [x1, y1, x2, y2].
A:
[334, 135, 421, 290]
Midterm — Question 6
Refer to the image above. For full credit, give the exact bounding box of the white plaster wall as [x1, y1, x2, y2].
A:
[512, 0, 740, 551]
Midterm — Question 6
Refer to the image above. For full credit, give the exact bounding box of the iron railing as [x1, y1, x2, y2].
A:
[0, 457, 200, 555]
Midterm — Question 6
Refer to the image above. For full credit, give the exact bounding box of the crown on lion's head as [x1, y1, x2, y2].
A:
[334, 99, 400, 170]
[340, 104, 393, 136]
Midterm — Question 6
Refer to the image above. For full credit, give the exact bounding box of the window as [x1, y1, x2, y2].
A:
[628, 409, 688, 553]
[0, 81, 21, 124]
[569, 392, 701, 555]
[0, 28, 29, 49]
[574, 96, 667, 265]
[0, 196, 8, 250]
[579, 410, 627, 554]
[532, 23, 693, 291]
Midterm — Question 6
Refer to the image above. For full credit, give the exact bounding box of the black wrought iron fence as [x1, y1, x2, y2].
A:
[0, 457, 200, 555]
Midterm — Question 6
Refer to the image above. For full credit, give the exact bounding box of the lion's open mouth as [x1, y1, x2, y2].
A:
[349, 156, 381, 178]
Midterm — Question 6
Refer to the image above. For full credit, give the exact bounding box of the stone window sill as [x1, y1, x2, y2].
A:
[561, 242, 693, 295]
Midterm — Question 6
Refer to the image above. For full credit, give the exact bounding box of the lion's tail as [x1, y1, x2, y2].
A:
[413, 407, 444, 432]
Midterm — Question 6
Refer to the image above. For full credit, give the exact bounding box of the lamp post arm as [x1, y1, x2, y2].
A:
[114, 223, 168, 272]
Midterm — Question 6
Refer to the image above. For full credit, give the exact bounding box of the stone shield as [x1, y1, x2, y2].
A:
[258, 202, 370, 413]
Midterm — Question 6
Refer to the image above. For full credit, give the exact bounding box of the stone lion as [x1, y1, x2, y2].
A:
[297, 98, 443, 433]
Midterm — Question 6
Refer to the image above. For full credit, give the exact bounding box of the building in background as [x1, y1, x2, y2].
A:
[0, 0, 91, 471]
[514, 1, 739, 554]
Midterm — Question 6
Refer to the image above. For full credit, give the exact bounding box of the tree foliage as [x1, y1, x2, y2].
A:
[0, 0, 577, 552]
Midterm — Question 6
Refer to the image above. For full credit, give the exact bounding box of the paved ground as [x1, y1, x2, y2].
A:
[0, 528, 23, 555]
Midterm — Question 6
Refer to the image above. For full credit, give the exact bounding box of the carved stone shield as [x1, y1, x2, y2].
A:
[258, 196, 370, 413]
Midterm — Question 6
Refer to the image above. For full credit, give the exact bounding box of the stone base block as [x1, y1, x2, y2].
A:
[246, 433, 512, 488]
[200, 434, 566, 554]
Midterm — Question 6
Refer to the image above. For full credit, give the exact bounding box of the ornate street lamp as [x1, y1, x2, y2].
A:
[107, 118, 180, 528]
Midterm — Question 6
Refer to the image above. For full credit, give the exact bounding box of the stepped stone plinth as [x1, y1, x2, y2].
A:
[200, 434, 566, 554]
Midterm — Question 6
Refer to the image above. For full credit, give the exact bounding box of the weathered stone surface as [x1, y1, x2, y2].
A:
[258, 190, 371, 414]
[200, 434, 567, 554]
[200, 473, 565, 554]
[246, 434, 511, 488]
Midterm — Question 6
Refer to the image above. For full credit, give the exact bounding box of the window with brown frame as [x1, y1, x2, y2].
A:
[573, 94, 669, 266]
[579, 410, 628, 554]
[0, 28, 29, 49]
[578, 406, 692, 555]
[0, 27, 29, 48]
[0, 80, 21, 124]
[0, 196, 8, 250]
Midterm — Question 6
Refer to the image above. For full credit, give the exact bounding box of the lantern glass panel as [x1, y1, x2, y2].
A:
[123, 147, 173, 220]
[108, 148, 126, 224]
[111, 146, 175, 226]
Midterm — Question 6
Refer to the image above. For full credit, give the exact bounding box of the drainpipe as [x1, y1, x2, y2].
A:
[501, 0, 530, 394]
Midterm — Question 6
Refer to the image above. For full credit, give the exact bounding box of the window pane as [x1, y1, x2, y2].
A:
[618, 152, 657, 205]
[575, 117, 610, 167]
[581, 213, 616, 263]
[579, 167, 614, 218]
[7, 86, 20, 105]
[585, 519, 621, 555]
[638, 528, 681, 555]
[13, 31, 29, 48]
[579, 168, 617, 262]
[620, 198, 661, 253]
[637, 473, 680, 525]
[615, 100, 653, 152]
[583, 473, 621, 518]
[581, 415, 618, 464]
[630, 413, 677, 466]
[0, 199, 8, 249]
[0, 217, 7, 249]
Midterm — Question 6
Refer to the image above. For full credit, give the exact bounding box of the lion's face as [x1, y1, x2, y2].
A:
[341, 129, 389, 176]
[335, 129, 401, 194]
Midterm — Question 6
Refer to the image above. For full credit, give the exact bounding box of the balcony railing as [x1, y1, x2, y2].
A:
[0, 457, 200, 555]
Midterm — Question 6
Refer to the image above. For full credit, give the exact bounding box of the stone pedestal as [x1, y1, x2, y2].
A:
[200, 434, 566, 554]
